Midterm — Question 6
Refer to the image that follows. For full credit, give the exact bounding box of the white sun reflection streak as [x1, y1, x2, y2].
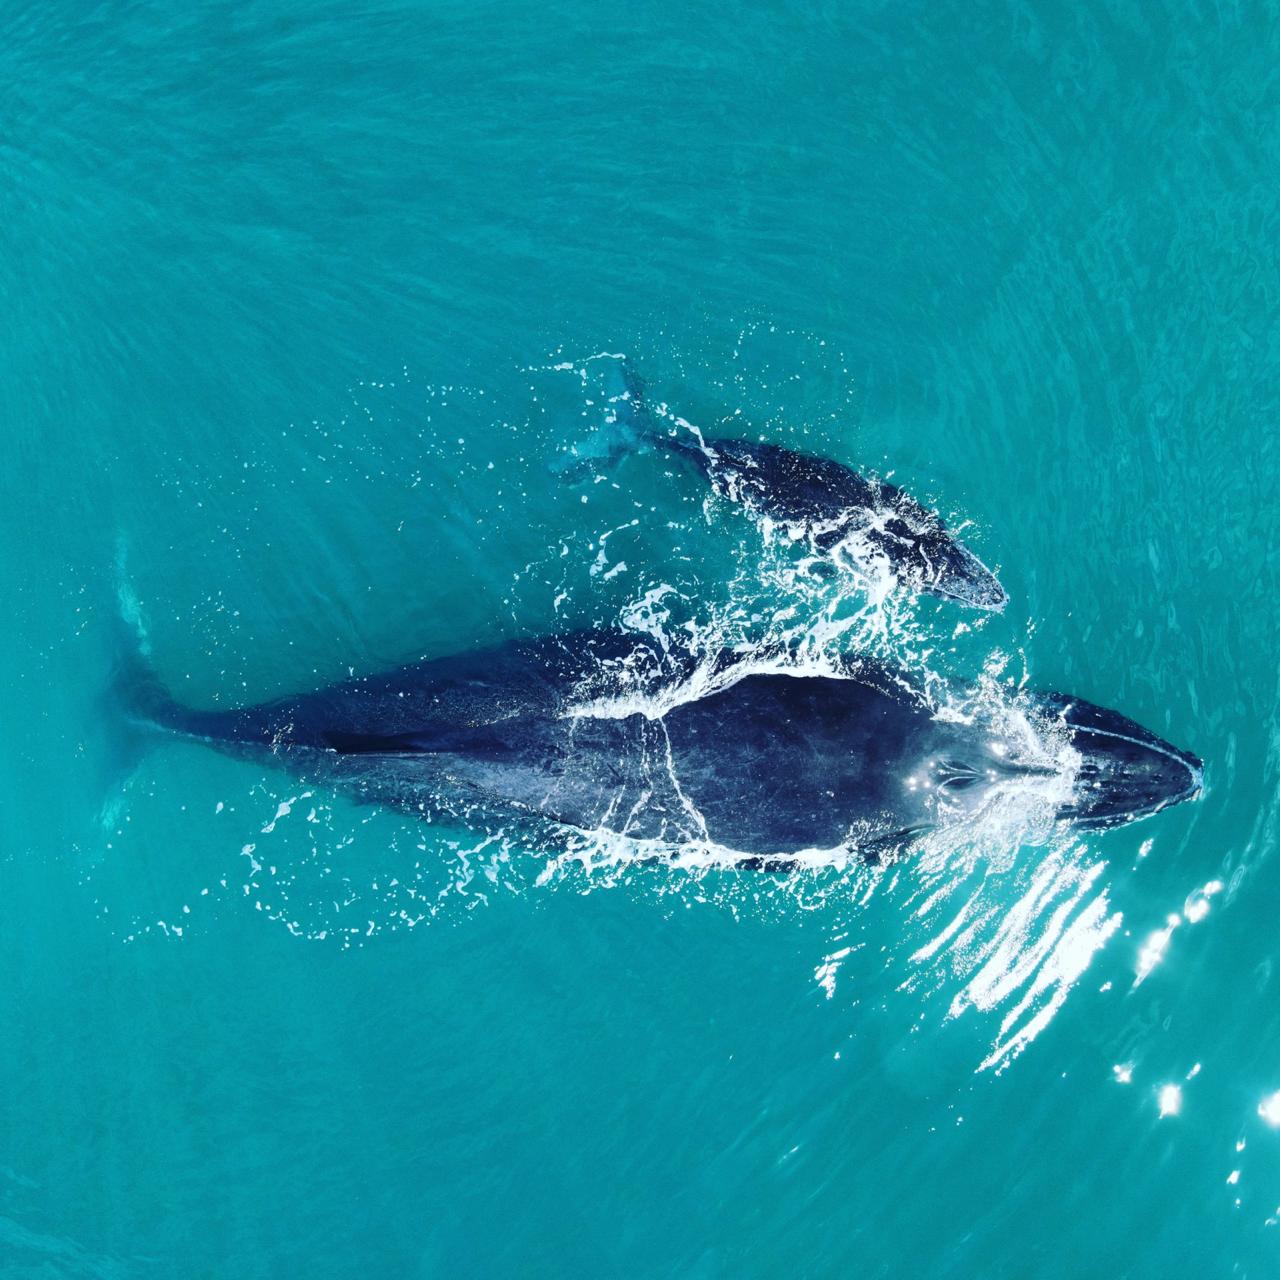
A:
[814, 944, 856, 999]
[936, 842, 1122, 1073]
[1134, 915, 1181, 987]
[1132, 879, 1224, 986]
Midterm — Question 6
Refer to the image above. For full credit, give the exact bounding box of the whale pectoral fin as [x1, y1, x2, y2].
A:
[856, 824, 931, 864]
[731, 854, 801, 874]
[729, 825, 932, 873]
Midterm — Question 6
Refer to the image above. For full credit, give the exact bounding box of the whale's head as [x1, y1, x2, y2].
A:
[1034, 693, 1203, 829]
[917, 533, 1008, 612]
[870, 492, 1007, 612]
[895, 688, 1200, 841]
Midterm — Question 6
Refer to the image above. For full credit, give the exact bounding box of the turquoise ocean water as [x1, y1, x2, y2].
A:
[3, 2, 1279, 1275]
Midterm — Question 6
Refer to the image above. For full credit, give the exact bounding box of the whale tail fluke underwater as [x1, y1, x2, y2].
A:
[92, 594, 184, 825]
[552, 354, 1007, 612]
[550, 353, 661, 480]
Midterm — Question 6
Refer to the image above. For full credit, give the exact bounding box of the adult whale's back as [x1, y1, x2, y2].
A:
[119, 628, 1201, 858]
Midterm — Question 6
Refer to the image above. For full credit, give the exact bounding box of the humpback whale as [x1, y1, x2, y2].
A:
[118, 629, 1201, 859]
[560, 357, 1007, 612]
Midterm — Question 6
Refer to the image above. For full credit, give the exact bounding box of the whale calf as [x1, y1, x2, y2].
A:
[561, 357, 1007, 611]
[118, 629, 1200, 859]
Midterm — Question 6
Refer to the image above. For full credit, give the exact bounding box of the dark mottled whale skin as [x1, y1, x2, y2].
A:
[662, 432, 1007, 610]
[565, 357, 1007, 611]
[123, 629, 1201, 858]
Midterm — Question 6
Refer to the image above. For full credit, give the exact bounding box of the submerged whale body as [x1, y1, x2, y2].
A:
[121, 629, 1200, 859]
[562, 357, 1007, 611]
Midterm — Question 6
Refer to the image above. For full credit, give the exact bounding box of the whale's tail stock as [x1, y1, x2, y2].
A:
[550, 353, 662, 480]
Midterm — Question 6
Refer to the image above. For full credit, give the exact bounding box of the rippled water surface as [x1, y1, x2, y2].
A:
[4, 2, 1280, 1276]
